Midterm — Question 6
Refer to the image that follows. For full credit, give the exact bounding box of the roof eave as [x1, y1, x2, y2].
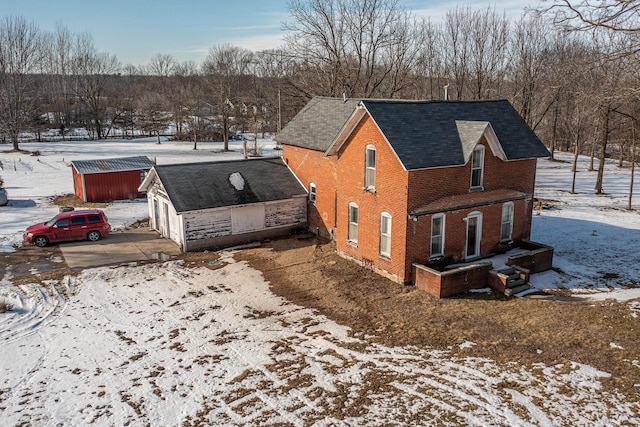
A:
[138, 167, 158, 192]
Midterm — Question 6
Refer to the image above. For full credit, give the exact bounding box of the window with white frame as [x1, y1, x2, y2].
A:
[365, 145, 376, 190]
[309, 183, 316, 204]
[379, 212, 392, 257]
[501, 202, 514, 241]
[348, 203, 359, 243]
[431, 214, 445, 257]
[470, 146, 485, 189]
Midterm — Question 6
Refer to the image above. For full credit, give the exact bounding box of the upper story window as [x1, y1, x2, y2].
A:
[470, 146, 485, 190]
[431, 214, 445, 257]
[501, 202, 514, 241]
[365, 145, 376, 190]
[379, 212, 392, 257]
[309, 183, 316, 204]
[348, 202, 359, 243]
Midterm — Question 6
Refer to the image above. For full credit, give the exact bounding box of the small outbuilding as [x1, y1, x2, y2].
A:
[71, 156, 154, 202]
[138, 157, 308, 252]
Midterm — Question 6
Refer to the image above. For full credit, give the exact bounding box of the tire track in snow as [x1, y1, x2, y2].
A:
[0, 281, 67, 343]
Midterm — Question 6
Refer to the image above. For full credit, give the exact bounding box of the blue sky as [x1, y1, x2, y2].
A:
[2, 0, 533, 66]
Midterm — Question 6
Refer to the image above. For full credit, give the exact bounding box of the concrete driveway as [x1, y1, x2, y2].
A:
[60, 228, 181, 270]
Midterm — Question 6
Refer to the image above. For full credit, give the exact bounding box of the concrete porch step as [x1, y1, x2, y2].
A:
[507, 278, 526, 289]
[505, 283, 532, 296]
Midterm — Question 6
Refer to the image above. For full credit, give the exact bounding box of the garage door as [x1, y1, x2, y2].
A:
[231, 205, 265, 234]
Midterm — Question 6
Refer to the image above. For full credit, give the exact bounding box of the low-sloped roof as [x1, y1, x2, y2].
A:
[276, 96, 361, 151]
[71, 156, 154, 174]
[410, 189, 527, 217]
[152, 158, 307, 213]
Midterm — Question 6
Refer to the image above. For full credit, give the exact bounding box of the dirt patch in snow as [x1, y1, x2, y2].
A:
[52, 193, 110, 209]
[236, 235, 640, 397]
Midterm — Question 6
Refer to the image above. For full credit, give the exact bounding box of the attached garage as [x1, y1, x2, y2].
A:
[139, 157, 308, 252]
[71, 156, 154, 202]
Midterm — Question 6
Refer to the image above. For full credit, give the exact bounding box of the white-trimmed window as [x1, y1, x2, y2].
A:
[471, 146, 485, 189]
[309, 182, 316, 204]
[379, 212, 392, 257]
[431, 214, 445, 257]
[365, 145, 376, 190]
[348, 203, 359, 243]
[501, 202, 514, 241]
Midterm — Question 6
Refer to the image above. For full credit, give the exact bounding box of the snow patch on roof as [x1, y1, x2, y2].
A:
[229, 172, 245, 191]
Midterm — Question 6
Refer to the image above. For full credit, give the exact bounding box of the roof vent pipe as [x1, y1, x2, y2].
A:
[343, 92, 347, 102]
[444, 84, 449, 101]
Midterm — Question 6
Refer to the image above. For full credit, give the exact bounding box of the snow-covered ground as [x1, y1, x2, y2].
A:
[0, 140, 639, 425]
[530, 151, 640, 301]
[0, 136, 278, 251]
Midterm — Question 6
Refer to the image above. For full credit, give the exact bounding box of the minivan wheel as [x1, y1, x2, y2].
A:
[87, 230, 101, 242]
[34, 236, 49, 247]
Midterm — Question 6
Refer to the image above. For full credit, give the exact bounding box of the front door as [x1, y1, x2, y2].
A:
[466, 213, 482, 259]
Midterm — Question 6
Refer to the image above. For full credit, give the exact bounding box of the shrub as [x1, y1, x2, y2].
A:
[0, 299, 13, 313]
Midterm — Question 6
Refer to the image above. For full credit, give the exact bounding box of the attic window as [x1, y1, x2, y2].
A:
[229, 172, 245, 191]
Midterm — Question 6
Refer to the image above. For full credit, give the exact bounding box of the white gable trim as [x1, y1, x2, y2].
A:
[483, 122, 507, 161]
[324, 102, 408, 172]
[138, 167, 158, 192]
[324, 104, 367, 156]
[456, 121, 507, 163]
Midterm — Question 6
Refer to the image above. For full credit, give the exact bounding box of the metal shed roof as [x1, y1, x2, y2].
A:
[71, 156, 154, 174]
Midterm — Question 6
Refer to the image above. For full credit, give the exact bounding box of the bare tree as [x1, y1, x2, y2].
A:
[41, 23, 76, 138]
[546, 0, 640, 32]
[440, 7, 472, 99]
[283, 0, 420, 98]
[71, 33, 120, 139]
[0, 16, 42, 150]
[468, 7, 509, 99]
[136, 93, 171, 144]
[202, 44, 253, 150]
[147, 53, 176, 77]
[415, 19, 445, 99]
[508, 13, 553, 125]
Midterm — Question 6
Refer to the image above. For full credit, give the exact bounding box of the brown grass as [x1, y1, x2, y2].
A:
[52, 193, 109, 209]
[236, 236, 640, 397]
[0, 300, 13, 313]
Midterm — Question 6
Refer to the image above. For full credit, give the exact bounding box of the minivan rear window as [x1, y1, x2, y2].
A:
[88, 215, 101, 223]
[71, 217, 86, 225]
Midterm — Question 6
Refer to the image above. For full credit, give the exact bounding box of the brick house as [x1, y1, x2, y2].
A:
[277, 97, 551, 292]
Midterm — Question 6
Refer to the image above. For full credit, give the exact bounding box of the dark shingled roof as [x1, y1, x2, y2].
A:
[154, 158, 306, 213]
[71, 156, 154, 174]
[361, 99, 550, 170]
[276, 96, 361, 151]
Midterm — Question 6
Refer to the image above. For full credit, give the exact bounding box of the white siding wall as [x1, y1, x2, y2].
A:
[183, 209, 232, 241]
[146, 176, 307, 251]
[265, 198, 306, 228]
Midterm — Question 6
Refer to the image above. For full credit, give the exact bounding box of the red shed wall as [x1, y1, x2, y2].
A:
[72, 167, 85, 201]
[83, 170, 145, 202]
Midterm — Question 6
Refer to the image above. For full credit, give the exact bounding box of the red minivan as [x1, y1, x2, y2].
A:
[24, 209, 111, 247]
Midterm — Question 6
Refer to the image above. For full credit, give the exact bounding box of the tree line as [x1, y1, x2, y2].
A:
[1, 0, 639, 195]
